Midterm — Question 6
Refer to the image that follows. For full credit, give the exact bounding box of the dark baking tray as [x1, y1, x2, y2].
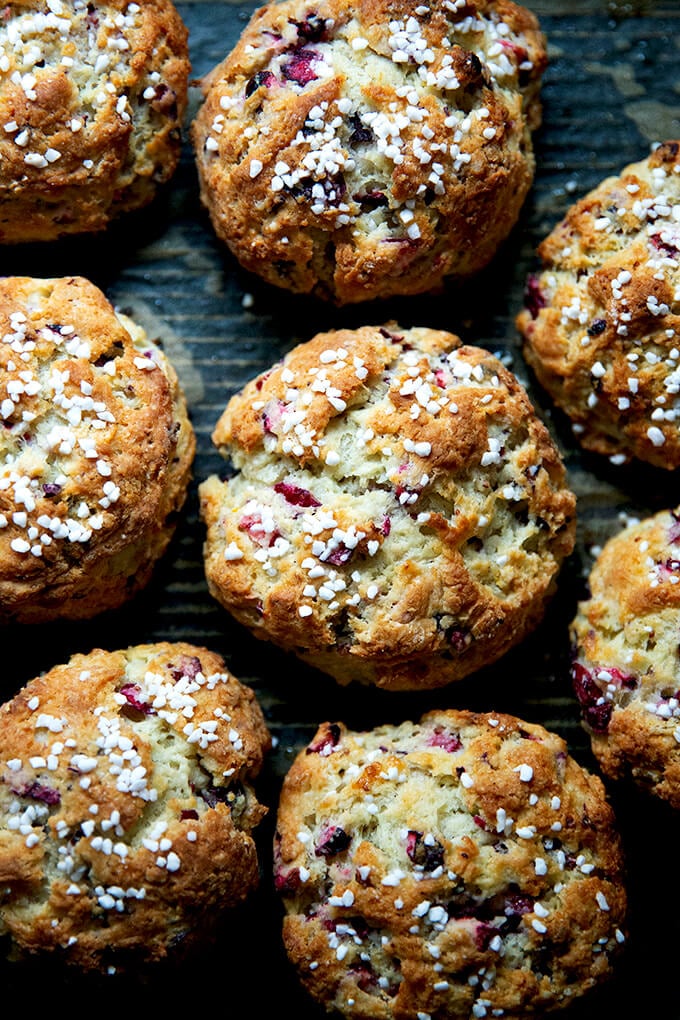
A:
[1, 0, 679, 1011]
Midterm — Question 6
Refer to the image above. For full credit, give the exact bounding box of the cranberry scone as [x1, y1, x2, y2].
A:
[517, 141, 680, 469]
[0, 642, 271, 970]
[572, 506, 680, 809]
[275, 711, 627, 1018]
[0, 0, 189, 243]
[192, 0, 547, 303]
[0, 276, 195, 623]
[200, 323, 576, 691]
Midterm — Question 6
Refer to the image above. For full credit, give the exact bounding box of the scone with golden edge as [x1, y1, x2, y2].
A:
[0, 642, 271, 970]
[275, 711, 627, 1019]
[517, 141, 680, 469]
[200, 324, 576, 691]
[192, 0, 547, 304]
[0, 0, 189, 243]
[571, 507, 680, 809]
[0, 276, 195, 623]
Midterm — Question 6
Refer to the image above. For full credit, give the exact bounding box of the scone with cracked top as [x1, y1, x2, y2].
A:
[0, 642, 271, 971]
[517, 141, 680, 470]
[200, 323, 576, 691]
[0, 0, 189, 243]
[571, 506, 680, 809]
[275, 711, 627, 1019]
[192, 0, 547, 304]
[0, 275, 195, 623]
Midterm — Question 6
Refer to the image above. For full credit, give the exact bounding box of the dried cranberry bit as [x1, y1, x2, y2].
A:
[274, 481, 321, 508]
[650, 231, 680, 258]
[347, 113, 375, 147]
[238, 512, 281, 547]
[669, 510, 680, 545]
[292, 12, 328, 42]
[180, 809, 199, 821]
[119, 683, 152, 715]
[406, 830, 445, 872]
[169, 655, 202, 682]
[315, 824, 351, 857]
[524, 274, 546, 319]
[306, 723, 341, 755]
[282, 48, 319, 86]
[274, 866, 302, 893]
[587, 318, 607, 336]
[572, 662, 612, 733]
[379, 515, 391, 537]
[474, 921, 499, 951]
[42, 482, 62, 497]
[245, 70, 278, 98]
[354, 189, 388, 212]
[15, 780, 60, 805]
[427, 727, 462, 753]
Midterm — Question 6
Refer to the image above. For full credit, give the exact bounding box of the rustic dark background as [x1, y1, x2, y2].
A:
[1, 0, 679, 1011]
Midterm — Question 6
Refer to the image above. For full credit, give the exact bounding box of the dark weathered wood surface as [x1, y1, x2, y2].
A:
[1, 0, 679, 1011]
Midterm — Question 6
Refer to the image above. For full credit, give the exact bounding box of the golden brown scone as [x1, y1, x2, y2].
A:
[0, 641, 271, 971]
[275, 711, 627, 1019]
[199, 324, 576, 691]
[0, 0, 189, 243]
[0, 276, 195, 623]
[571, 507, 680, 809]
[191, 0, 547, 304]
[517, 141, 680, 469]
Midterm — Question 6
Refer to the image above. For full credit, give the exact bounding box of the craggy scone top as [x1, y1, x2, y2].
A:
[572, 507, 680, 809]
[0, 0, 189, 242]
[275, 711, 627, 1019]
[200, 324, 575, 691]
[192, 0, 546, 303]
[0, 642, 270, 970]
[0, 276, 195, 623]
[517, 141, 680, 470]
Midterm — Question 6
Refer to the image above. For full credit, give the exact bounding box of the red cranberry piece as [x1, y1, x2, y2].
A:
[42, 483, 62, 497]
[315, 824, 351, 856]
[505, 893, 534, 916]
[524, 274, 546, 319]
[379, 515, 391, 537]
[169, 655, 202, 681]
[274, 866, 302, 893]
[238, 512, 281, 547]
[650, 232, 679, 258]
[572, 662, 612, 732]
[181, 809, 199, 821]
[293, 13, 328, 42]
[282, 48, 319, 86]
[473, 815, 487, 831]
[15, 780, 60, 805]
[348, 113, 374, 147]
[349, 961, 377, 991]
[119, 683, 152, 715]
[587, 318, 607, 336]
[427, 726, 462, 753]
[274, 481, 321, 507]
[306, 723, 341, 755]
[474, 921, 499, 951]
[325, 545, 354, 566]
[406, 830, 445, 871]
[354, 189, 387, 212]
[245, 70, 277, 98]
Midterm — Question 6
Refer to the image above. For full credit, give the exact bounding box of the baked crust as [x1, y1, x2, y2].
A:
[0, 0, 189, 243]
[0, 641, 271, 970]
[0, 275, 195, 623]
[517, 141, 680, 469]
[200, 323, 575, 691]
[275, 711, 627, 1018]
[191, 0, 546, 304]
[571, 507, 680, 808]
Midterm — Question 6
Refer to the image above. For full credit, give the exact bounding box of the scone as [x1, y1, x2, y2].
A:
[517, 141, 680, 470]
[199, 324, 576, 691]
[0, 641, 271, 970]
[275, 711, 627, 1019]
[191, 0, 547, 304]
[0, 0, 189, 243]
[571, 507, 680, 809]
[0, 275, 195, 623]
